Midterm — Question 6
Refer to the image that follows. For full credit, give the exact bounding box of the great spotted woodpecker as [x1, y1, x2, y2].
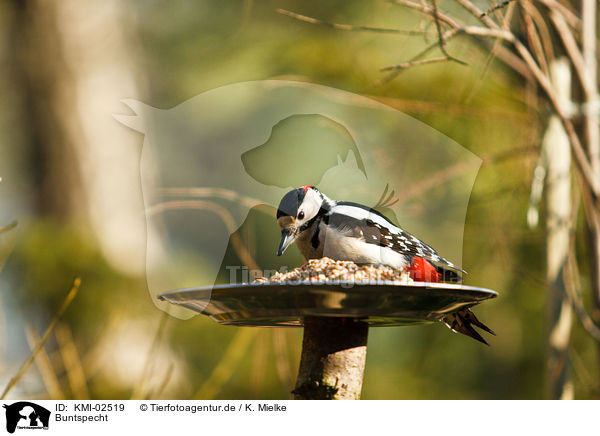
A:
[276, 185, 495, 345]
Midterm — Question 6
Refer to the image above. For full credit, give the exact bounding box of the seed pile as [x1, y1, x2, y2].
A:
[253, 257, 413, 284]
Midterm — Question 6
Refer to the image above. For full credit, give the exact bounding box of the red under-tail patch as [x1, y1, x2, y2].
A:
[300, 185, 313, 192]
[407, 257, 441, 283]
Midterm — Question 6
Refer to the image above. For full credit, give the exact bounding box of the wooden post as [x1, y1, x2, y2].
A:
[293, 317, 368, 400]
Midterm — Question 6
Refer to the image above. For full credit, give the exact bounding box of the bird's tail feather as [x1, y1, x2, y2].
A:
[435, 265, 463, 283]
[443, 308, 495, 346]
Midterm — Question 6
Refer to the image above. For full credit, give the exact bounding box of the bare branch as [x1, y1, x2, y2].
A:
[464, 1, 517, 103]
[1, 278, 82, 400]
[432, 0, 467, 64]
[510, 38, 600, 196]
[521, 1, 549, 74]
[536, 0, 581, 30]
[408, 28, 461, 62]
[157, 187, 262, 209]
[276, 8, 431, 35]
[193, 329, 258, 400]
[525, 1, 555, 64]
[366, 0, 598, 198]
[582, 0, 599, 180]
[449, 23, 599, 197]
[375, 25, 518, 88]
[458, 26, 515, 41]
[381, 56, 454, 71]
[549, 10, 593, 98]
[477, 39, 533, 79]
[455, 0, 500, 29]
[391, 0, 461, 28]
[481, 0, 515, 18]
[366, 94, 535, 118]
[565, 228, 600, 342]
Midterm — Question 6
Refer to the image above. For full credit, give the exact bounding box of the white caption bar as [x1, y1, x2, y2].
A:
[0, 400, 597, 435]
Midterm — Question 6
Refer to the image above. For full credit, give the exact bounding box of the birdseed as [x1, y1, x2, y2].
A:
[253, 257, 413, 284]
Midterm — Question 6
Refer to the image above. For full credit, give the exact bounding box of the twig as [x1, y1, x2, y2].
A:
[383, 24, 512, 68]
[476, 39, 532, 79]
[456, 0, 500, 29]
[131, 311, 169, 400]
[272, 329, 293, 392]
[410, 28, 461, 61]
[581, 0, 600, 341]
[569, 348, 600, 394]
[371, 27, 460, 88]
[549, 9, 593, 98]
[193, 329, 257, 399]
[537, 0, 581, 30]
[391, 0, 460, 27]
[25, 325, 65, 400]
[489, 0, 507, 24]
[250, 331, 267, 394]
[464, 0, 517, 103]
[525, 1, 555, 64]
[150, 363, 175, 399]
[380, 56, 453, 71]
[451, 23, 599, 198]
[565, 229, 600, 342]
[480, 0, 515, 18]
[448, 20, 600, 197]
[1, 278, 81, 400]
[276, 8, 432, 35]
[396, 157, 481, 202]
[157, 187, 263, 209]
[318, 0, 598, 202]
[521, 1, 549, 75]
[55, 323, 89, 400]
[581, 0, 599, 176]
[366, 94, 533, 118]
[459, 26, 515, 40]
[432, 0, 467, 65]
[511, 36, 600, 197]
[399, 145, 538, 202]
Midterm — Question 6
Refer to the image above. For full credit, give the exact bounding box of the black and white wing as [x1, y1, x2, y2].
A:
[327, 202, 464, 273]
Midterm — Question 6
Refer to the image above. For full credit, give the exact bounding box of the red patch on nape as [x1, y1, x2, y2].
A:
[300, 185, 313, 192]
[407, 257, 441, 283]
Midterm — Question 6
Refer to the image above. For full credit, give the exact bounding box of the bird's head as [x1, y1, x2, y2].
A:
[276, 185, 329, 256]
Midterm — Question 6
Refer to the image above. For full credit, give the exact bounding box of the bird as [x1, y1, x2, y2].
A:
[275, 185, 495, 345]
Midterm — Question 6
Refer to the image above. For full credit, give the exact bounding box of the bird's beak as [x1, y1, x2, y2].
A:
[277, 229, 296, 256]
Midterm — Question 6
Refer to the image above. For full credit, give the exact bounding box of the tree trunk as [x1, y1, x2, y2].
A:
[8, 0, 148, 275]
[293, 317, 368, 400]
[581, 0, 600, 391]
[544, 58, 573, 400]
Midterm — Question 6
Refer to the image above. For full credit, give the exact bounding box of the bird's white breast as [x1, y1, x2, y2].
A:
[318, 223, 410, 269]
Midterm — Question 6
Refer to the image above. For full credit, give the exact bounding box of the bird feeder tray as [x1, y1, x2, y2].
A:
[157, 281, 497, 327]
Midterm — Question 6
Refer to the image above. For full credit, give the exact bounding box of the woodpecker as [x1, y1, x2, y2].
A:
[276, 185, 495, 345]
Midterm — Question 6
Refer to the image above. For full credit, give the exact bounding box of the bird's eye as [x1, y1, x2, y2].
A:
[297, 211, 305, 220]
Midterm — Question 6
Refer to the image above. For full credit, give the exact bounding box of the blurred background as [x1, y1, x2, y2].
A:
[0, 0, 598, 400]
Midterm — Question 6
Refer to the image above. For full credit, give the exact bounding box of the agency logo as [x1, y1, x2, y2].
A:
[2, 402, 50, 433]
